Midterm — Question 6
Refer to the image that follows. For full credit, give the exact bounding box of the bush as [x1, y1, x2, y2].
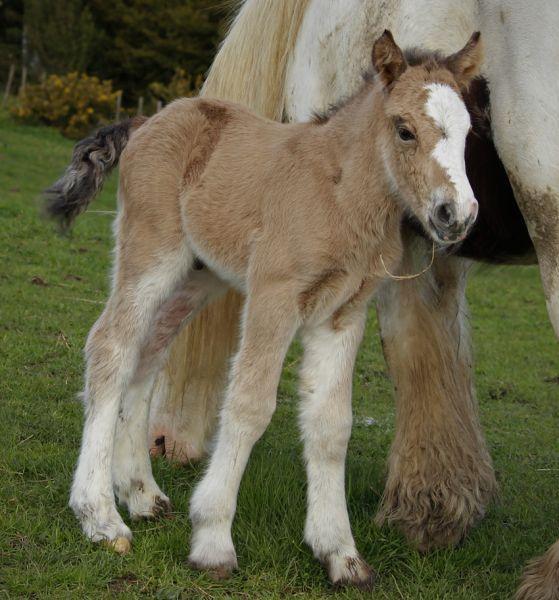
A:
[11, 72, 120, 139]
[149, 68, 203, 105]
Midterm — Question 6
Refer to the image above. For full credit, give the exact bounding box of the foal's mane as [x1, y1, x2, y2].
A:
[311, 46, 450, 126]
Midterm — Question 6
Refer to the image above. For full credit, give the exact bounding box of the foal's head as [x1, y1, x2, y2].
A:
[372, 31, 482, 245]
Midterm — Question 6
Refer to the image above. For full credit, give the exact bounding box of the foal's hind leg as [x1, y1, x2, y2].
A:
[113, 376, 171, 521]
[299, 307, 374, 589]
[113, 269, 225, 520]
[70, 243, 192, 548]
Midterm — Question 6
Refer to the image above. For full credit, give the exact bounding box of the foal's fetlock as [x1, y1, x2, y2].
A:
[129, 493, 173, 522]
[69, 495, 133, 553]
[323, 550, 375, 590]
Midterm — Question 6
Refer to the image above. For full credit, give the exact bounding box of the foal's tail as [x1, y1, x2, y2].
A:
[43, 116, 148, 231]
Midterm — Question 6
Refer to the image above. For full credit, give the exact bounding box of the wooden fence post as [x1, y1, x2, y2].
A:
[2, 64, 16, 108]
[156, 100, 162, 113]
[18, 66, 27, 97]
[137, 96, 144, 116]
[115, 91, 122, 122]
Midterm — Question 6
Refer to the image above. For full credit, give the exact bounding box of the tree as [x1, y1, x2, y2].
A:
[1, 0, 229, 103]
[24, 0, 97, 75]
[0, 0, 23, 82]
[88, 0, 228, 101]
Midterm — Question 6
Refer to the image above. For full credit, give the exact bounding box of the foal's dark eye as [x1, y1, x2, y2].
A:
[398, 127, 416, 142]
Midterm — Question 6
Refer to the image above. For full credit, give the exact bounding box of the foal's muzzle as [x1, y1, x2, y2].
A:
[428, 197, 478, 244]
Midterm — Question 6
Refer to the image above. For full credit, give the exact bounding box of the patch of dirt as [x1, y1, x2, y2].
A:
[107, 573, 140, 594]
[30, 276, 48, 286]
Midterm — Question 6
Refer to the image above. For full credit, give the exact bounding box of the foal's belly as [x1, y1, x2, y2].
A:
[181, 187, 257, 291]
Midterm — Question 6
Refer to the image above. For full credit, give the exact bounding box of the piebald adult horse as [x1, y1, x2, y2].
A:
[145, 1, 558, 597]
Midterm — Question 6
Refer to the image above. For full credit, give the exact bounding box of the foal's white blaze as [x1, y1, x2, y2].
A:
[424, 83, 475, 221]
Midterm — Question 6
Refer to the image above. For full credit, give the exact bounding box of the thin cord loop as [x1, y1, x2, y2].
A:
[380, 242, 435, 280]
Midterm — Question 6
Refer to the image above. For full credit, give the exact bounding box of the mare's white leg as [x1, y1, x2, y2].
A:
[70, 249, 192, 548]
[189, 286, 298, 577]
[481, 7, 559, 595]
[299, 309, 374, 589]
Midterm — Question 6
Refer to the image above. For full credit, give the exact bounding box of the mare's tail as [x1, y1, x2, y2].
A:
[43, 116, 147, 231]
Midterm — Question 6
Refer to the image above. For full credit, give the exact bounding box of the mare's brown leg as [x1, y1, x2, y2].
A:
[375, 234, 497, 551]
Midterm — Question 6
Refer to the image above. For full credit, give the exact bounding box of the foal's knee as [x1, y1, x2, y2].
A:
[222, 384, 277, 441]
[300, 404, 352, 462]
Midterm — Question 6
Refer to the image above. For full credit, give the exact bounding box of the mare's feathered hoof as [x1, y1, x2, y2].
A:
[516, 541, 559, 600]
[375, 458, 497, 552]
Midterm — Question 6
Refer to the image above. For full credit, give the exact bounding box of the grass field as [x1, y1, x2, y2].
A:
[1, 110, 558, 599]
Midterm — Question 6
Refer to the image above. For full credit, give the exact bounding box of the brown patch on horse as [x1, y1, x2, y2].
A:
[197, 100, 231, 126]
[135, 289, 196, 379]
[508, 174, 559, 287]
[331, 279, 369, 330]
[183, 101, 232, 186]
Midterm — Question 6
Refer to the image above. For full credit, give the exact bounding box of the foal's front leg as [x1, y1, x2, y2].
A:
[188, 285, 299, 577]
[299, 307, 374, 589]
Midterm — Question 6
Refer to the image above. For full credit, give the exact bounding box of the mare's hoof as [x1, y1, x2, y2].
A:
[516, 541, 559, 600]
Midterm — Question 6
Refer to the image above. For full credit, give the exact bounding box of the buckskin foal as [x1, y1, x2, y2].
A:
[46, 31, 481, 588]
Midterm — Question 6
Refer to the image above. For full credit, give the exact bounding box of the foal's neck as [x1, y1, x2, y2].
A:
[324, 81, 402, 234]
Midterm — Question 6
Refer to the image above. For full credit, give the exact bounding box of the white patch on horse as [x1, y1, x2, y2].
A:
[424, 83, 474, 220]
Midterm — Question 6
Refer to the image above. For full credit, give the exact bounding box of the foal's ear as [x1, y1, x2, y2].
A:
[372, 30, 407, 89]
[445, 32, 483, 89]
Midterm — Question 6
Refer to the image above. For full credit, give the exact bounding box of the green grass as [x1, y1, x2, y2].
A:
[1, 111, 558, 599]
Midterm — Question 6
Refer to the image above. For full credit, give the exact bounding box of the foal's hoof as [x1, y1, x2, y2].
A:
[131, 496, 173, 521]
[188, 536, 238, 581]
[326, 552, 376, 590]
[188, 557, 237, 581]
[105, 536, 132, 555]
